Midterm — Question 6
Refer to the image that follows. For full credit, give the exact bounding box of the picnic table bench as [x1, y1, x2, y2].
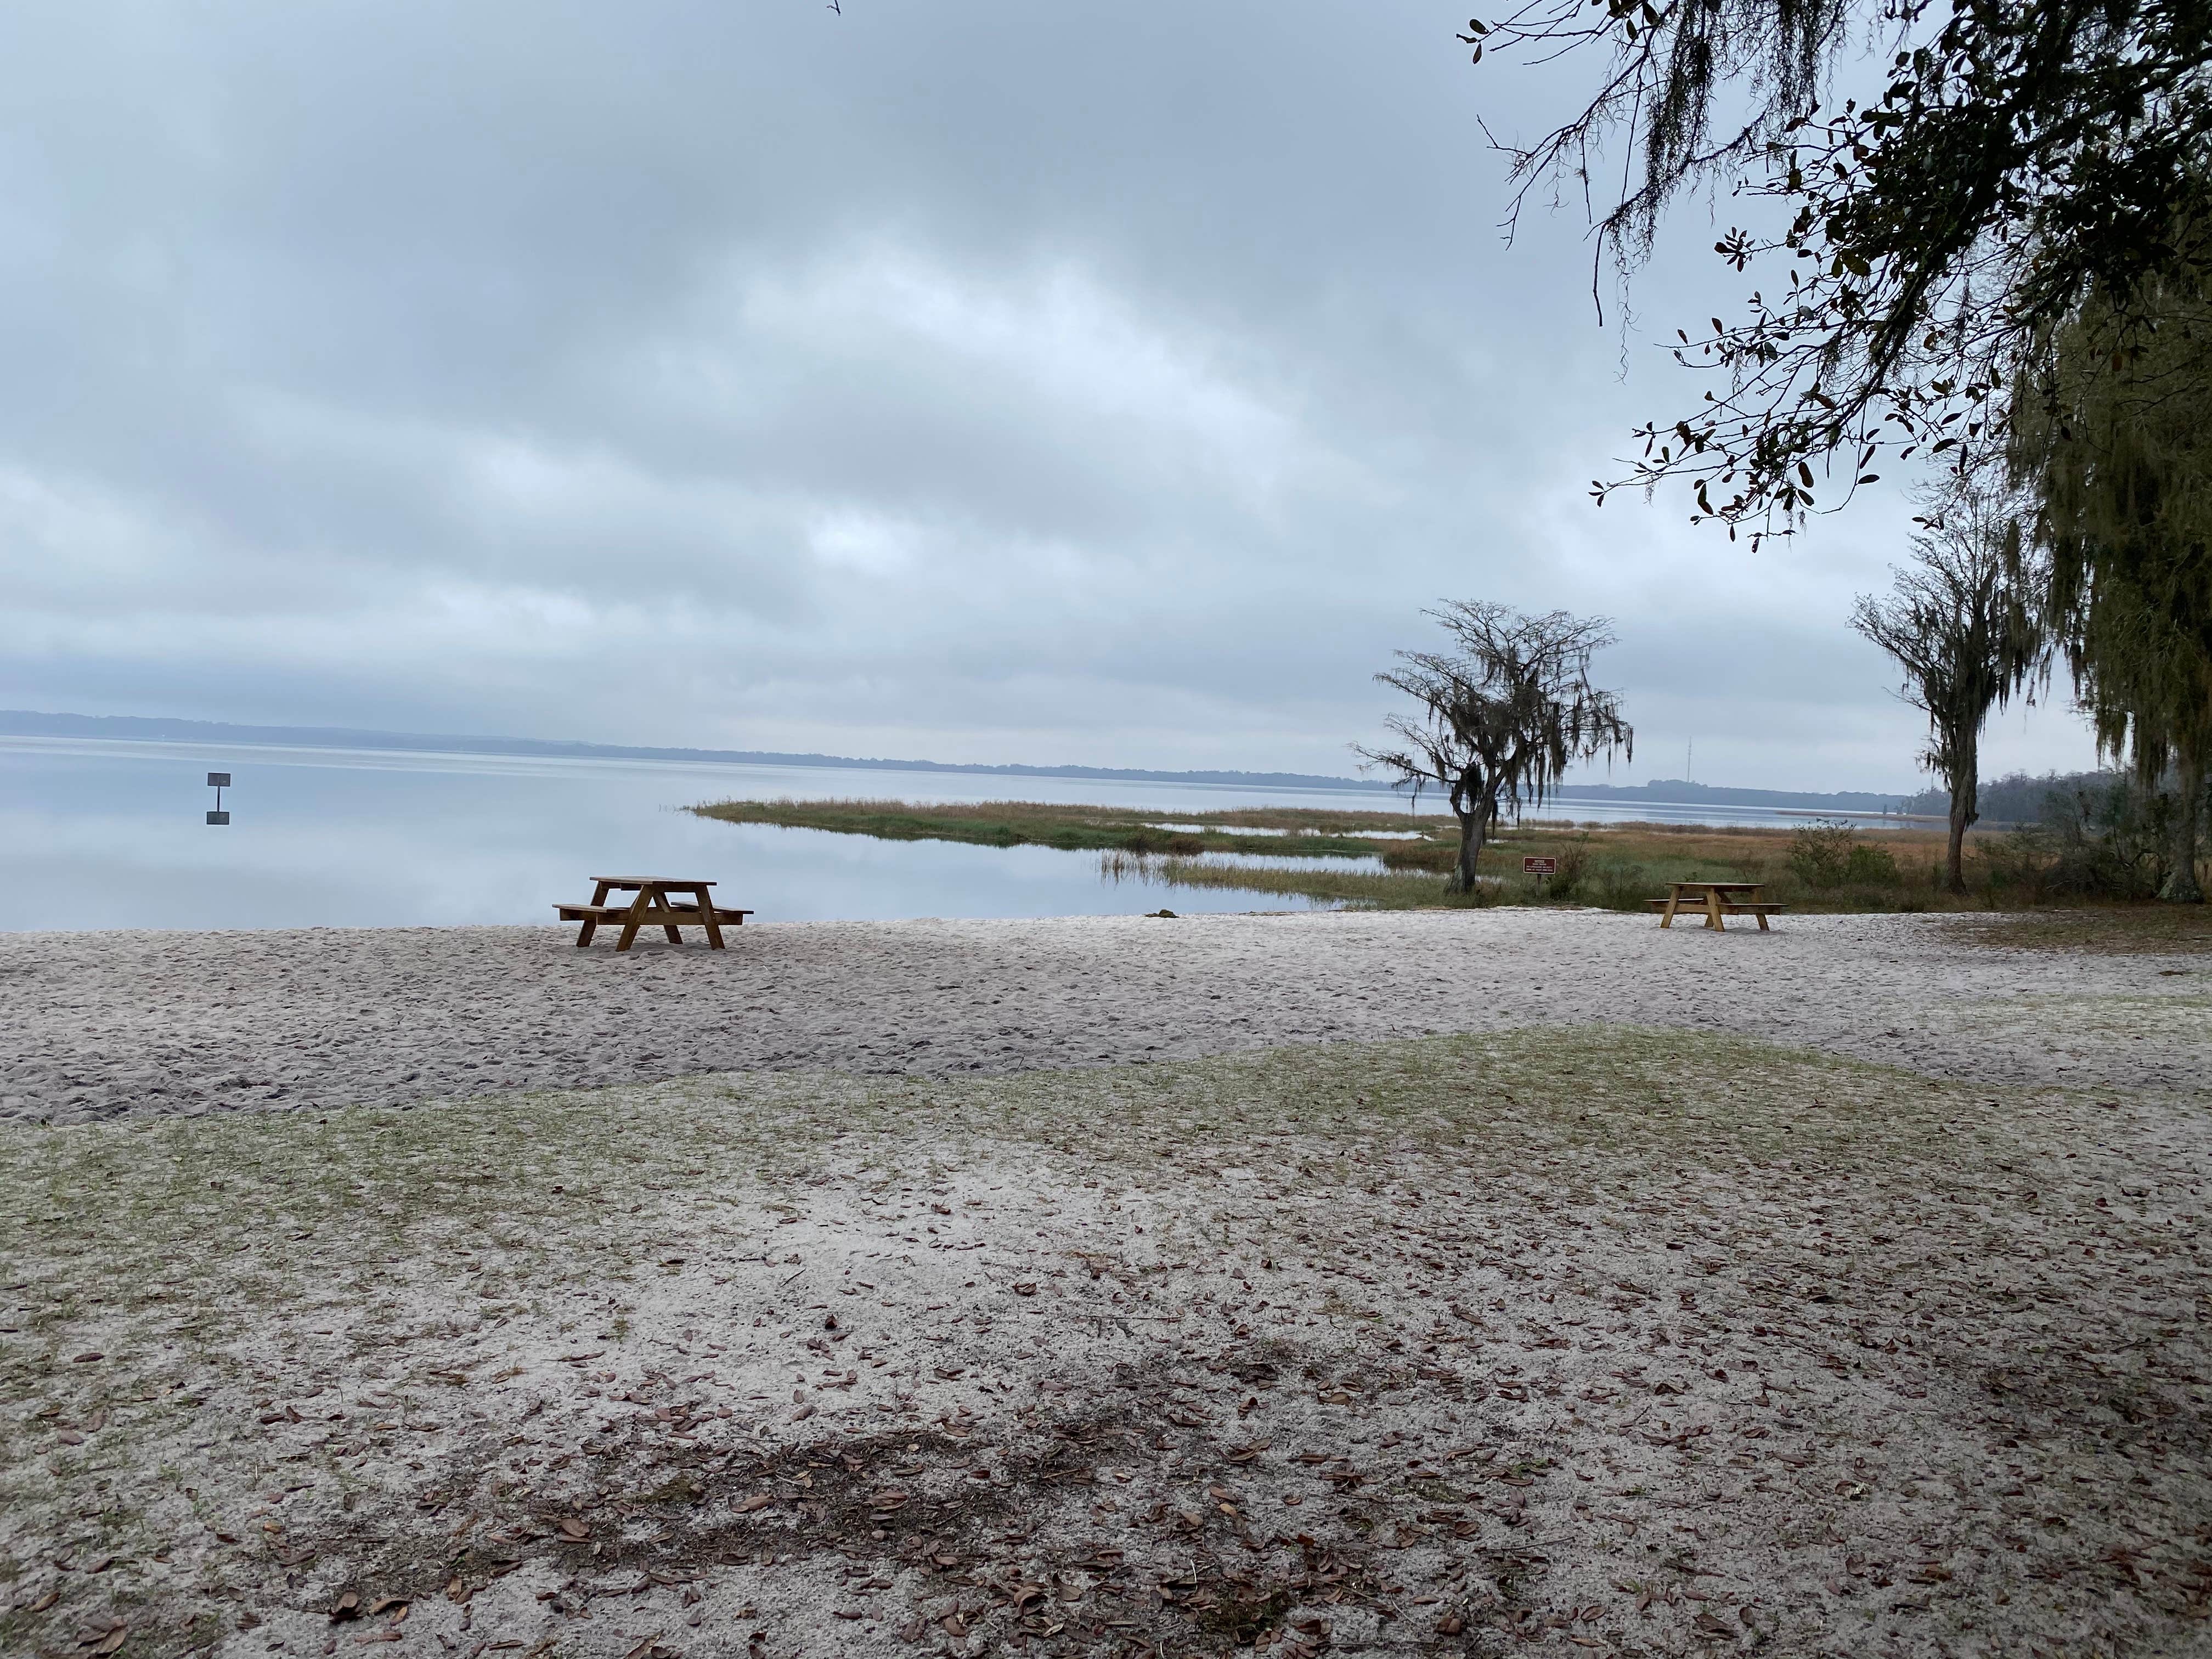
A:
[1647, 879, 1787, 931]
[556, 877, 750, 951]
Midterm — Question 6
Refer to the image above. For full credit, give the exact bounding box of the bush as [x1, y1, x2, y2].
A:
[1787, 823, 1858, 888]
[1543, 836, 1593, 900]
[1972, 783, 2169, 900]
[1785, 823, 1904, 890]
[1590, 860, 1654, 911]
[1844, 842, 1901, 884]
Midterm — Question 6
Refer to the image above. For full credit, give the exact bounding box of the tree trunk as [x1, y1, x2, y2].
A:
[1451, 803, 1491, 894]
[1945, 762, 1978, 895]
[2159, 752, 2205, 903]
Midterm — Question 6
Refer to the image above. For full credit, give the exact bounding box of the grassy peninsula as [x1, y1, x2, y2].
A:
[689, 796, 1444, 861]
[689, 795, 2041, 913]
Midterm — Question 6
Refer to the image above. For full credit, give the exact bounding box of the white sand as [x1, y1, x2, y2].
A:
[3, 910, 2207, 1658]
[2, 909, 2203, 1125]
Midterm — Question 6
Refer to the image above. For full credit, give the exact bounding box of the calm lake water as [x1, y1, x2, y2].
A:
[0, 736, 1368, 930]
[0, 736, 1837, 930]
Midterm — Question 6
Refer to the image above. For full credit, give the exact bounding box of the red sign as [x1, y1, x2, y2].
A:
[1523, 856, 1558, 876]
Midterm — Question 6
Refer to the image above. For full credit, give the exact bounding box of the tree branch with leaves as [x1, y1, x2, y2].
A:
[1466, 0, 2212, 544]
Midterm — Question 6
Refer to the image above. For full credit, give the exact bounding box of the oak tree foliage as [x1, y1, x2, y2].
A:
[2013, 246, 2212, 900]
[1850, 473, 2045, 892]
[1359, 603, 1633, 892]
[1467, 0, 2212, 543]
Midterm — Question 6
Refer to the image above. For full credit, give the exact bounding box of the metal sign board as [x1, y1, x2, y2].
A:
[207, 772, 232, 788]
[206, 810, 230, 825]
[1523, 856, 1558, 875]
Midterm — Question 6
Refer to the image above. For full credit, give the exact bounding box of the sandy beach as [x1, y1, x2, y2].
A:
[3, 909, 2204, 1125]
[2, 909, 2207, 1658]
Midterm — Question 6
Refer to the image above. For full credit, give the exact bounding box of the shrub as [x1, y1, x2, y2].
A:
[1969, 783, 2171, 899]
[1843, 842, 1901, 884]
[1787, 823, 1858, 888]
[1590, 860, 1653, 911]
[1543, 837, 1593, 900]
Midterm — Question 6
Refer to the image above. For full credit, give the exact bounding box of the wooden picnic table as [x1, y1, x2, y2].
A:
[555, 877, 751, 951]
[1649, 879, 1787, 932]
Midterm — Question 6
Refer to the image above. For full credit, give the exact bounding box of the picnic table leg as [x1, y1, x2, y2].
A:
[699, 899, 726, 950]
[1705, 890, 1726, 930]
[1754, 908, 1771, 931]
[614, 891, 649, 953]
[577, 879, 612, 947]
[1659, 892, 1680, 928]
[640, 883, 681, 945]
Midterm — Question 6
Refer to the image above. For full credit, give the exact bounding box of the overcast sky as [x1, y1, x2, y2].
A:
[1, 1, 2103, 791]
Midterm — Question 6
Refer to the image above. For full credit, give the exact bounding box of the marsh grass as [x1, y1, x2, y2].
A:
[693, 796, 2195, 924]
[694, 795, 2018, 912]
[690, 796, 1446, 862]
[1102, 853, 1486, 909]
[1110, 817, 2010, 914]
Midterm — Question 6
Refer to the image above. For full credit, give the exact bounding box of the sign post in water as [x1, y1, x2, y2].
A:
[206, 772, 231, 826]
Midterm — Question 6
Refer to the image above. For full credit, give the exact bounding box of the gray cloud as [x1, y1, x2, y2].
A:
[0, 1, 2100, 788]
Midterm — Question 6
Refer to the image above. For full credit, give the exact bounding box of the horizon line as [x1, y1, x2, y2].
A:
[0, 706, 1971, 806]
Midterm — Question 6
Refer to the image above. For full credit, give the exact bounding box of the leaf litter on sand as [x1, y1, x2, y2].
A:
[0, 1026, 2207, 1656]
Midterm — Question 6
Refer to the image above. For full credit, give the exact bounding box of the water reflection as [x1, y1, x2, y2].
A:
[0, 735, 1849, 931]
[0, 737, 1361, 930]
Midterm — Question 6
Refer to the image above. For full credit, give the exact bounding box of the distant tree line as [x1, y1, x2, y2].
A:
[1898, 770, 2135, 827]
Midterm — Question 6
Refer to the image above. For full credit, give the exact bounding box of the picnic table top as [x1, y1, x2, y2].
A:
[590, 875, 716, 888]
[1666, 879, 1765, 891]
